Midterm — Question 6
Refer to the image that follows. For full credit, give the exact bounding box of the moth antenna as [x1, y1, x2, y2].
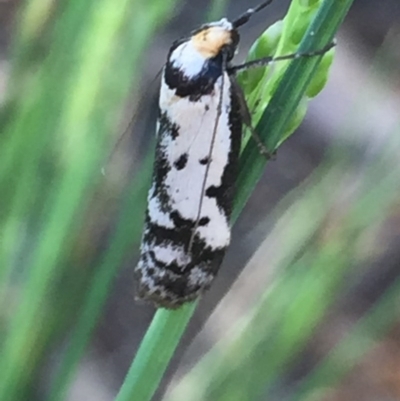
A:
[187, 51, 229, 255]
[102, 68, 163, 175]
[228, 41, 336, 73]
[232, 0, 275, 29]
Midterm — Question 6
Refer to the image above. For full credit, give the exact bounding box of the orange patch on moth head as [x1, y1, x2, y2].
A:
[191, 27, 233, 58]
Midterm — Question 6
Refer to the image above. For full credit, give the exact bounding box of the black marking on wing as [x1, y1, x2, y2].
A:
[204, 84, 242, 216]
[159, 111, 180, 140]
[143, 211, 194, 249]
[151, 146, 171, 213]
[199, 156, 209, 165]
[150, 111, 182, 213]
[142, 209, 224, 276]
[164, 53, 224, 101]
[139, 233, 225, 301]
[174, 153, 188, 170]
[198, 216, 210, 226]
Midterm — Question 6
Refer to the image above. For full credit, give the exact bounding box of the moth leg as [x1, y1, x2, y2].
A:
[230, 76, 272, 159]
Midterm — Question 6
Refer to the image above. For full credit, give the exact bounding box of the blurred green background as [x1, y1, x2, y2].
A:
[0, 0, 399, 401]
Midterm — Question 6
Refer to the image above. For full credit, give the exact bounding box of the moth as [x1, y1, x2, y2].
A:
[134, 0, 334, 308]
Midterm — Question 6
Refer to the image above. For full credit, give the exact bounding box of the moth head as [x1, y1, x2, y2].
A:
[190, 18, 239, 61]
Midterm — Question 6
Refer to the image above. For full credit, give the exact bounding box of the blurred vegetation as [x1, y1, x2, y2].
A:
[0, 0, 179, 400]
[163, 14, 400, 401]
[165, 151, 400, 401]
[0, 0, 399, 401]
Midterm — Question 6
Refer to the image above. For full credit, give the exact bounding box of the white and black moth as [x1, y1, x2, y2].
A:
[134, 0, 333, 308]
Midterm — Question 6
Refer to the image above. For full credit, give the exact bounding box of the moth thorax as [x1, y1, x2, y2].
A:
[191, 19, 238, 59]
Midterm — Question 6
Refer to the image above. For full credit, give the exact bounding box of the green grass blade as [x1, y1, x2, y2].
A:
[164, 145, 400, 401]
[0, 0, 134, 398]
[0, 1, 180, 400]
[291, 276, 400, 401]
[234, 0, 354, 218]
[46, 155, 152, 401]
[116, 303, 197, 401]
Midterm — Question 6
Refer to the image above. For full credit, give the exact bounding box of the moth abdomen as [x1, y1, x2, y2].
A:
[135, 237, 227, 308]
